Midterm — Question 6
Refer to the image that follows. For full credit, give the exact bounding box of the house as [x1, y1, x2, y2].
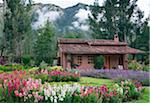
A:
[57, 35, 144, 70]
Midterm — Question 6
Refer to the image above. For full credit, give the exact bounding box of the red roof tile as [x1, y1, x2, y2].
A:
[58, 38, 127, 46]
[58, 38, 144, 54]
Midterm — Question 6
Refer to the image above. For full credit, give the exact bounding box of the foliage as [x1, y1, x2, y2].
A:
[34, 74, 48, 83]
[21, 55, 31, 65]
[39, 61, 48, 69]
[3, 0, 32, 60]
[0, 70, 4, 74]
[34, 21, 56, 65]
[129, 88, 150, 103]
[28, 67, 39, 73]
[47, 66, 63, 71]
[63, 32, 84, 38]
[94, 55, 104, 69]
[128, 60, 143, 70]
[0, 64, 29, 72]
[114, 80, 143, 102]
[143, 65, 150, 71]
[132, 19, 149, 61]
[88, 0, 144, 42]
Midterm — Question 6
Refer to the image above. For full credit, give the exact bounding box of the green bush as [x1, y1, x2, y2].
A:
[94, 55, 104, 69]
[39, 61, 48, 69]
[143, 65, 150, 71]
[0, 65, 13, 71]
[128, 60, 143, 70]
[28, 67, 39, 74]
[22, 55, 31, 65]
[0, 70, 4, 73]
[0, 64, 30, 72]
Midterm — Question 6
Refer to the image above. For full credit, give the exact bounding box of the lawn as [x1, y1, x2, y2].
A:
[80, 77, 113, 87]
[49, 77, 113, 87]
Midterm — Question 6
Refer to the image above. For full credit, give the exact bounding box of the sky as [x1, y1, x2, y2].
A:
[0, 0, 149, 18]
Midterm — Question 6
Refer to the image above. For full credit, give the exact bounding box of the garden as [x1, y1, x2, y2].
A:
[0, 61, 149, 103]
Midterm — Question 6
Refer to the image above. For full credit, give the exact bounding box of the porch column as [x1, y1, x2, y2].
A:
[104, 55, 110, 69]
[62, 53, 67, 69]
[123, 54, 128, 69]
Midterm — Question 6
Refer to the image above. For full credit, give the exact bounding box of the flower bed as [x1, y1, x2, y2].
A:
[0, 71, 143, 103]
[80, 69, 150, 86]
[32, 69, 80, 83]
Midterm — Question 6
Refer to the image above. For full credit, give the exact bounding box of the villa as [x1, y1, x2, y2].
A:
[57, 35, 144, 69]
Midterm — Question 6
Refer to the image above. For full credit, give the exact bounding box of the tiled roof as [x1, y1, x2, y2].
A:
[58, 38, 144, 54]
[58, 38, 127, 46]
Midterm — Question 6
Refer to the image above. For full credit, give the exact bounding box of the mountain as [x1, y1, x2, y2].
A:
[0, 3, 92, 37]
[31, 3, 91, 36]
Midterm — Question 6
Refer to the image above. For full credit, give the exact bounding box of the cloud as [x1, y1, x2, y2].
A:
[32, 9, 61, 29]
[80, 25, 89, 31]
[75, 9, 91, 22]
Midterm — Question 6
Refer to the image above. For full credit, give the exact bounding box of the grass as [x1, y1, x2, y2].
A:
[80, 77, 114, 87]
[49, 77, 114, 87]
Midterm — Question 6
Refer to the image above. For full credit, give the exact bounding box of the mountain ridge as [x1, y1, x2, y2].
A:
[0, 2, 91, 36]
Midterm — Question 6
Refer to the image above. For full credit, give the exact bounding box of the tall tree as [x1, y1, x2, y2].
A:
[88, 0, 105, 39]
[34, 21, 56, 65]
[89, 0, 143, 42]
[3, 0, 32, 61]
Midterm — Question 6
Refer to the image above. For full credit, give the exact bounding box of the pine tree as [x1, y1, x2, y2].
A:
[34, 21, 56, 65]
[88, 0, 143, 42]
[3, 0, 32, 61]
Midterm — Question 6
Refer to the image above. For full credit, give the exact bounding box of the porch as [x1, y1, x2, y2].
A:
[59, 53, 128, 70]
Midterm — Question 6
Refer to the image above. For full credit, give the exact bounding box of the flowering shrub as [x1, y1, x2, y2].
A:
[128, 60, 143, 70]
[80, 69, 150, 86]
[49, 70, 80, 82]
[32, 69, 80, 82]
[0, 71, 42, 102]
[114, 80, 143, 102]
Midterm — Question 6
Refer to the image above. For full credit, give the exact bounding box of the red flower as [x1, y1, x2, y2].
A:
[99, 85, 108, 94]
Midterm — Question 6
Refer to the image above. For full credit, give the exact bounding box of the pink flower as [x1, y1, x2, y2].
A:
[109, 92, 113, 97]
[19, 93, 23, 97]
[14, 90, 19, 97]
[99, 85, 108, 94]
[28, 94, 32, 98]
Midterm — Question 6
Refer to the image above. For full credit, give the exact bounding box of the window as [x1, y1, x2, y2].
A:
[77, 56, 82, 65]
[88, 56, 94, 64]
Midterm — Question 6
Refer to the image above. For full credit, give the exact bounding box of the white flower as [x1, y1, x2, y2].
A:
[45, 96, 48, 100]
[52, 91, 56, 96]
[50, 96, 53, 102]
[54, 98, 57, 103]
[117, 87, 123, 95]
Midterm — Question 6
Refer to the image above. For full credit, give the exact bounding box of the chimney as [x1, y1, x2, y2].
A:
[114, 34, 119, 42]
